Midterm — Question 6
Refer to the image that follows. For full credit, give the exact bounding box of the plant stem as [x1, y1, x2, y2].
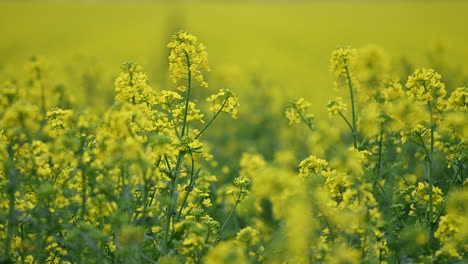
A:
[376, 122, 384, 179]
[175, 168, 200, 223]
[294, 104, 314, 132]
[195, 96, 229, 139]
[162, 50, 194, 254]
[373, 122, 385, 194]
[344, 64, 358, 149]
[169, 153, 199, 242]
[181, 51, 192, 138]
[215, 187, 243, 244]
[81, 167, 87, 219]
[427, 101, 435, 249]
[433, 162, 464, 223]
[5, 163, 17, 260]
[314, 202, 335, 243]
[162, 151, 186, 254]
[338, 111, 354, 135]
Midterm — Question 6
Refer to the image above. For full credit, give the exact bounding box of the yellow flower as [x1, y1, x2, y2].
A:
[406, 68, 446, 108]
[233, 176, 251, 187]
[327, 97, 347, 116]
[285, 98, 314, 125]
[298, 155, 328, 177]
[448, 87, 467, 111]
[207, 88, 240, 119]
[205, 241, 247, 264]
[46, 108, 73, 137]
[236, 226, 260, 247]
[114, 62, 157, 105]
[411, 182, 444, 209]
[435, 214, 465, 259]
[330, 46, 357, 78]
[168, 31, 210, 87]
[202, 198, 212, 207]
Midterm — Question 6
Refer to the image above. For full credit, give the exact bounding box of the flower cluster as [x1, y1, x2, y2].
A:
[298, 155, 328, 176]
[409, 182, 444, 215]
[448, 87, 467, 111]
[285, 45, 467, 263]
[0, 32, 242, 264]
[285, 98, 314, 126]
[207, 88, 239, 119]
[329, 46, 357, 78]
[327, 97, 347, 116]
[435, 214, 464, 259]
[1, 30, 467, 264]
[406, 68, 447, 107]
[46, 108, 73, 137]
[114, 62, 157, 105]
[168, 31, 210, 88]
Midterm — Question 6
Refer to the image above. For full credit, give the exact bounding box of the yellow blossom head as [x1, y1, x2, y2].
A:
[168, 31, 210, 88]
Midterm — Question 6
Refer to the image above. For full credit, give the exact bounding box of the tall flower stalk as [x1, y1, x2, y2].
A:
[406, 68, 447, 249]
[330, 47, 359, 149]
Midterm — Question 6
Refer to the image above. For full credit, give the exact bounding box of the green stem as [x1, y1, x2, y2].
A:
[344, 64, 358, 149]
[168, 104, 182, 141]
[175, 168, 200, 223]
[195, 96, 229, 140]
[338, 111, 354, 136]
[416, 133, 430, 159]
[169, 163, 201, 243]
[215, 187, 243, 244]
[294, 104, 314, 132]
[314, 202, 335, 243]
[181, 51, 192, 138]
[5, 183, 15, 259]
[205, 228, 211, 244]
[162, 151, 186, 254]
[161, 50, 194, 253]
[373, 122, 385, 194]
[433, 163, 464, 223]
[80, 167, 87, 219]
[376, 122, 384, 178]
[427, 101, 435, 249]
[4, 157, 17, 260]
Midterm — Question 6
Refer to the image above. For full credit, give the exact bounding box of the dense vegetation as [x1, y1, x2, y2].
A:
[0, 2, 467, 263]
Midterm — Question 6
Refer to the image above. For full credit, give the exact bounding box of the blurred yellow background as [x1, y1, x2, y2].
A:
[2, 1, 467, 109]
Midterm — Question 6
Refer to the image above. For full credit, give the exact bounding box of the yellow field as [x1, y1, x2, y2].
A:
[2, 1, 468, 108]
[0, 1, 467, 263]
